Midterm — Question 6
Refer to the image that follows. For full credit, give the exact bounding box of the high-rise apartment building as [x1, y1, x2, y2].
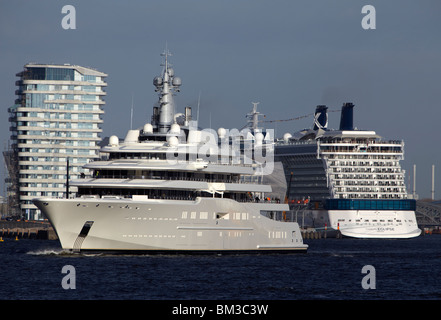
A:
[6, 63, 107, 220]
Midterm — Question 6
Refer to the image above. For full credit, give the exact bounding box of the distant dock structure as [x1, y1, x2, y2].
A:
[0, 220, 57, 240]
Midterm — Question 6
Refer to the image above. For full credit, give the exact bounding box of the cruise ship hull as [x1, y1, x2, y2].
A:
[33, 197, 307, 253]
[296, 209, 421, 239]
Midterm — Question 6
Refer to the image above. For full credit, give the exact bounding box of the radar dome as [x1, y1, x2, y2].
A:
[172, 77, 182, 86]
[109, 135, 119, 147]
[283, 133, 292, 142]
[218, 127, 226, 139]
[153, 76, 163, 87]
[167, 136, 179, 147]
[170, 123, 181, 134]
[143, 123, 153, 134]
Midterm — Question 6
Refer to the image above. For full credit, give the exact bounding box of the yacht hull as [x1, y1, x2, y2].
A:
[33, 197, 307, 253]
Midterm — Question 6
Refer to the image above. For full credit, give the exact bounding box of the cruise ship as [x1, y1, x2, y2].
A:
[274, 103, 421, 238]
[33, 51, 307, 253]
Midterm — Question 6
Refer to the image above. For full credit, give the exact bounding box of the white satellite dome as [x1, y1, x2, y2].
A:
[283, 133, 292, 142]
[172, 77, 182, 86]
[109, 135, 119, 147]
[153, 76, 163, 87]
[169, 123, 181, 134]
[217, 127, 226, 139]
[167, 136, 179, 147]
[143, 123, 153, 134]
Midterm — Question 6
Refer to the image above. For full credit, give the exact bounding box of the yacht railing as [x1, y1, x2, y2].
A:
[78, 174, 259, 184]
[92, 156, 254, 167]
[277, 139, 403, 146]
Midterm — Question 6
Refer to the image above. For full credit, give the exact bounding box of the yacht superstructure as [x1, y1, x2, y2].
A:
[33, 51, 307, 253]
[274, 103, 421, 238]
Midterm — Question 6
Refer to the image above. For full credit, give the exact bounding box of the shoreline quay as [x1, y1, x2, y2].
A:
[0, 220, 57, 240]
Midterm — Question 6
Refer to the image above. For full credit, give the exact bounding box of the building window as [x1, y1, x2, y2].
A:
[45, 68, 74, 81]
[83, 75, 96, 82]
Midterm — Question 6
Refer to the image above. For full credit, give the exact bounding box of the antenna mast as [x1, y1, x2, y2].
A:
[153, 46, 182, 133]
[246, 102, 263, 131]
[130, 93, 134, 129]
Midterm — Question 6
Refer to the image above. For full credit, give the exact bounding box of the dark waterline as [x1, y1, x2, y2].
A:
[0, 236, 440, 300]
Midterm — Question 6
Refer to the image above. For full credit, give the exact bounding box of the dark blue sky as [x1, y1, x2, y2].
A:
[1, 0, 440, 198]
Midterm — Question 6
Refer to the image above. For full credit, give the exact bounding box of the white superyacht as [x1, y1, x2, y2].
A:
[33, 51, 307, 253]
[274, 104, 421, 238]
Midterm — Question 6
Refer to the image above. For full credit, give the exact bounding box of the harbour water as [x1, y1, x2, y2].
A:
[0, 236, 440, 301]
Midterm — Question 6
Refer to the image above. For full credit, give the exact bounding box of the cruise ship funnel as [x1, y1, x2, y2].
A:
[339, 102, 354, 131]
[313, 105, 328, 130]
